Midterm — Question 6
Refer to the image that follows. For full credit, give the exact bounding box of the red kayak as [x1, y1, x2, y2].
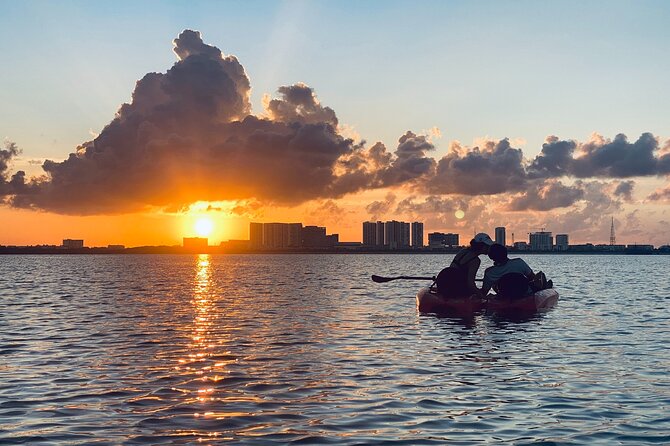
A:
[416, 287, 559, 316]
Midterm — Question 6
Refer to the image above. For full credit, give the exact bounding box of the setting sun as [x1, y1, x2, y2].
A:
[195, 218, 214, 237]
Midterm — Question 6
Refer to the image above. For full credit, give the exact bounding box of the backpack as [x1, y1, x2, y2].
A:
[435, 265, 468, 298]
[496, 273, 530, 299]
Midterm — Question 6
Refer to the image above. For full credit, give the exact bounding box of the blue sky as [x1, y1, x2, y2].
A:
[2, 0, 669, 163]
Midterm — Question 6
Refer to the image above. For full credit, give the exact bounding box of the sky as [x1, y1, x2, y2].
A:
[1, 0, 670, 246]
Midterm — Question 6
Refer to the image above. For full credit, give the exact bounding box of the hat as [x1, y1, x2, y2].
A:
[473, 233, 494, 246]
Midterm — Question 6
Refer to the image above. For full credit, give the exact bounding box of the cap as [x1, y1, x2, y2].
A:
[473, 233, 494, 246]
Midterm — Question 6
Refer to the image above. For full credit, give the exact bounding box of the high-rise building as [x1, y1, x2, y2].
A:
[249, 223, 263, 249]
[495, 227, 506, 246]
[302, 226, 328, 247]
[556, 234, 569, 251]
[363, 222, 377, 246]
[411, 222, 424, 248]
[529, 231, 553, 251]
[263, 223, 290, 248]
[384, 220, 410, 249]
[62, 239, 84, 249]
[427, 232, 459, 249]
[288, 223, 303, 248]
[376, 221, 385, 247]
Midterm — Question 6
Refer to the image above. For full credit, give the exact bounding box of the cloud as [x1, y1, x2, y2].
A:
[3, 31, 380, 214]
[365, 192, 397, 220]
[529, 133, 670, 179]
[427, 138, 527, 195]
[507, 180, 585, 211]
[613, 180, 635, 201]
[648, 184, 670, 202]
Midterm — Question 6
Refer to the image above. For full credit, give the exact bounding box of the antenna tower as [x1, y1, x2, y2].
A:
[610, 217, 616, 245]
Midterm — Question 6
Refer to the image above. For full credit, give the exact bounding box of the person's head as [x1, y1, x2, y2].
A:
[488, 243, 508, 264]
[469, 233, 494, 254]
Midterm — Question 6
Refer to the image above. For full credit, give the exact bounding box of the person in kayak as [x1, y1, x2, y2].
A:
[482, 243, 535, 298]
[435, 233, 494, 298]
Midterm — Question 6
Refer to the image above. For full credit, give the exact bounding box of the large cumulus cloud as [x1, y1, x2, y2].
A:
[3, 29, 670, 216]
[3, 31, 381, 214]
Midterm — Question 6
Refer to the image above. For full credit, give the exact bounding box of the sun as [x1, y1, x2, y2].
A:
[455, 209, 465, 219]
[194, 217, 214, 237]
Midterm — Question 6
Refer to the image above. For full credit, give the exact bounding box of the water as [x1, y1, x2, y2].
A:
[0, 254, 669, 445]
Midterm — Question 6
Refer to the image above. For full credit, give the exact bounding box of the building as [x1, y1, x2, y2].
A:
[428, 232, 459, 249]
[363, 222, 377, 246]
[302, 225, 328, 248]
[183, 237, 208, 251]
[62, 239, 84, 249]
[107, 245, 125, 250]
[287, 223, 303, 248]
[263, 223, 290, 249]
[249, 223, 263, 249]
[495, 227, 506, 246]
[384, 220, 410, 249]
[529, 231, 553, 251]
[513, 241, 529, 251]
[375, 221, 385, 247]
[411, 222, 424, 248]
[555, 234, 569, 251]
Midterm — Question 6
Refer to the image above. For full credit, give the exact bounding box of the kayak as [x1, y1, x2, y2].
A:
[416, 287, 559, 316]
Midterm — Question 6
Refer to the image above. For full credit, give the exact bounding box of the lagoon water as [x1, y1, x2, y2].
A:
[0, 253, 669, 445]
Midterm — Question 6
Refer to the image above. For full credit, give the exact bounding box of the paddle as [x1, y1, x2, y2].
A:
[371, 274, 483, 283]
[371, 275, 435, 283]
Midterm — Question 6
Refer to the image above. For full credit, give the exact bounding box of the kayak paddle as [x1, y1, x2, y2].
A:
[371, 275, 435, 283]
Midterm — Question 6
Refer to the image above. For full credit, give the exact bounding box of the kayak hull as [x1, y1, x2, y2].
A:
[416, 287, 559, 316]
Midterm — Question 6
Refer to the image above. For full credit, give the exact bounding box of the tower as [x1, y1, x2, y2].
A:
[610, 217, 616, 245]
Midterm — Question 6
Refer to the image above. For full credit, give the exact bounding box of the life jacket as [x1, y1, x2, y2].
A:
[435, 250, 478, 298]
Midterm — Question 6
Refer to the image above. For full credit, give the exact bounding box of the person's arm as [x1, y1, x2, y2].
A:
[466, 258, 481, 296]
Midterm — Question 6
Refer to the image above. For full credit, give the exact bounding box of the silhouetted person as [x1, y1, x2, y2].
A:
[436, 233, 494, 298]
[482, 243, 535, 298]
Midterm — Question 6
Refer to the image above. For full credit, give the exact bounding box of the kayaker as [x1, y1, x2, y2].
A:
[435, 233, 494, 298]
[482, 243, 534, 298]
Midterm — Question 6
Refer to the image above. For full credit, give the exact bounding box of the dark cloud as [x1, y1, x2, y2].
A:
[2, 31, 378, 214]
[377, 131, 437, 187]
[265, 83, 338, 127]
[427, 138, 527, 195]
[529, 133, 670, 179]
[2, 29, 670, 216]
[526, 136, 577, 179]
[613, 180, 635, 201]
[507, 180, 584, 211]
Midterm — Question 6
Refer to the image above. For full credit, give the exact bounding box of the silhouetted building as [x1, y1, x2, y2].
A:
[411, 222, 424, 248]
[363, 222, 377, 246]
[220, 240, 249, 251]
[555, 234, 569, 251]
[495, 227, 506, 246]
[302, 225, 328, 248]
[529, 231, 553, 251]
[376, 221, 385, 247]
[183, 237, 208, 251]
[263, 223, 290, 249]
[107, 244, 125, 250]
[428, 232, 459, 249]
[249, 223, 263, 249]
[62, 239, 84, 249]
[514, 241, 529, 251]
[288, 223, 303, 248]
[385, 220, 410, 249]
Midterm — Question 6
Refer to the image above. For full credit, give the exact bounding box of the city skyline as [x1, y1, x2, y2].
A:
[1, 2, 670, 246]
